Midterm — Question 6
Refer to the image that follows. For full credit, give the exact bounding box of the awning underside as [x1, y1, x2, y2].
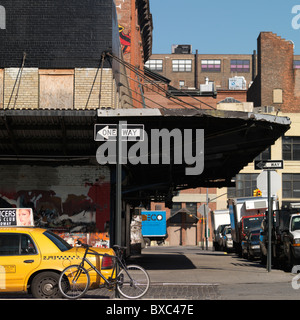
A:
[0, 108, 291, 206]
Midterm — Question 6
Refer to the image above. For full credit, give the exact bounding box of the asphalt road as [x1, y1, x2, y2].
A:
[1, 245, 299, 300]
[128, 246, 300, 300]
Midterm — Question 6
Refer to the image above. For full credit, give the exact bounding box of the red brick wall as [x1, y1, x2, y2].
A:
[115, 0, 147, 108]
[248, 32, 300, 112]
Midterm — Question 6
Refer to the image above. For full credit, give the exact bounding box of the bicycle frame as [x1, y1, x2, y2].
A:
[79, 247, 131, 288]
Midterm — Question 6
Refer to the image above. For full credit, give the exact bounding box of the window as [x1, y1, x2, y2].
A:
[186, 202, 198, 224]
[145, 59, 163, 72]
[179, 80, 185, 88]
[172, 60, 192, 72]
[39, 69, 74, 109]
[201, 60, 221, 72]
[227, 173, 259, 198]
[230, 60, 250, 73]
[43, 231, 72, 252]
[273, 89, 283, 104]
[282, 136, 300, 160]
[294, 61, 300, 69]
[170, 203, 182, 223]
[0, 234, 37, 256]
[283, 174, 300, 198]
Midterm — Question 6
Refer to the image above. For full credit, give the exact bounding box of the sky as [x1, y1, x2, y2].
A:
[149, 0, 300, 55]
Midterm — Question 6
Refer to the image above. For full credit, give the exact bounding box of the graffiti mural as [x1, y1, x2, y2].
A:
[119, 24, 131, 54]
[0, 165, 111, 246]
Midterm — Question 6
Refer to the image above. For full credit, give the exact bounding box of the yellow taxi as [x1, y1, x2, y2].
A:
[0, 227, 115, 298]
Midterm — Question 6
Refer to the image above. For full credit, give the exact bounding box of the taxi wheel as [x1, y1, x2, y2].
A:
[31, 272, 61, 299]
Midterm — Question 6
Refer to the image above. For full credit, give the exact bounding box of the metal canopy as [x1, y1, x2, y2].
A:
[0, 109, 97, 161]
[0, 108, 291, 206]
[97, 108, 290, 205]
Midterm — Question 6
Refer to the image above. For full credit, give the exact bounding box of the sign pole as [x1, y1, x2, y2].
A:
[267, 170, 273, 272]
[115, 121, 122, 299]
[255, 160, 284, 272]
[116, 121, 122, 247]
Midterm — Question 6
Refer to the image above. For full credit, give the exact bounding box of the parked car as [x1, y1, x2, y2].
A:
[220, 226, 233, 252]
[215, 224, 230, 251]
[0, 227, 115, 298]
[247, 230, 261, 260]
[242, 229, 261, 260]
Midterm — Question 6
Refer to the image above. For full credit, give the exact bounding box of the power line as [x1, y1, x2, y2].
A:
[106, 52, 198, 110]
[106, 52, 216, 110]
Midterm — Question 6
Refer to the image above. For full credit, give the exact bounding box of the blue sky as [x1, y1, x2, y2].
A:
[149, 0, 300, 55]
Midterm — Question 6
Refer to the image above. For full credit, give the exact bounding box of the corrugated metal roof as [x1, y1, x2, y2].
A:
[0, 107, 291, 204]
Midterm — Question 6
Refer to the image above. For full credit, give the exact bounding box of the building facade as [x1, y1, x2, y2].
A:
[239, 32, 300, 209]
[146, 48, 256, 91]
[145, 47, 255, 246]
[0, 0, 152, 247]
[146, 33, 300, 247]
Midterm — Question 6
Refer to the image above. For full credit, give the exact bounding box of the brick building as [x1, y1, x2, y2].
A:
[238, 32, 300, 209]
[115, 0, 152, 108]
[146, 49, 256, 90]
[144, 33, 300, 247]
[0, 0, 152, 247]
[248, 32, 300, 112]
[144, 48, 257, 246]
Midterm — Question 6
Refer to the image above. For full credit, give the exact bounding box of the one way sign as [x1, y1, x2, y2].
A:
[254, 160, 284, 170]
[94, 124, 144, 141]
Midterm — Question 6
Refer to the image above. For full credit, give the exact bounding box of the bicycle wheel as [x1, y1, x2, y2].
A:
[58, 265, 90, 299]
[117, 264, 150, 299]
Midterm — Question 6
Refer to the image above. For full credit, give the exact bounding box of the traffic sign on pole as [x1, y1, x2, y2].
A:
[257, 170, 281, 197]
[94, 124, 144, 141]
[254, 160, 283, 170]
[254, 159, 284, 272]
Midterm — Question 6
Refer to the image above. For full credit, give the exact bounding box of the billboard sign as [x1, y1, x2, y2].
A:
[0, 208, 34, 227]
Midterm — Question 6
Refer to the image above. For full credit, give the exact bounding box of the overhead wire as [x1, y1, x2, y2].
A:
[6, 52, 27, 109]
[106, 52, 217, 110]
[115, 70, 177, 110]
[106, 52, 196, 110]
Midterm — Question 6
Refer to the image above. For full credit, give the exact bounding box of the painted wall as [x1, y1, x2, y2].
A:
[0, 165, 110, 245]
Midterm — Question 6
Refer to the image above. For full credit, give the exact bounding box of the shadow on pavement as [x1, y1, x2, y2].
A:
[127, 253, 196, 270]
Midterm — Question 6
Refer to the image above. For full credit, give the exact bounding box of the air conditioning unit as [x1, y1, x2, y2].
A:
[200, 77, 215, 93]
[171, 44, 192, 54]
[229, 76, 247, 90]
[254, 106, 275, 113]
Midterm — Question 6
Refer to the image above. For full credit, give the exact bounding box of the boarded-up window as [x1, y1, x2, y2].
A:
[39, 70, 74, 109]
[273, 89, 283, 104]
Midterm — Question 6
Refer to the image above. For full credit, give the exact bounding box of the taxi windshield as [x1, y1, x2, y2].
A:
[43, 231, 72, 252]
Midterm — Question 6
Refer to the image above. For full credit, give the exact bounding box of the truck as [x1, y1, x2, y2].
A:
[141, 210, 167, 246]
[211, 209, 230, 251]
[228, 197, 277, 255]
[260, 204, 300, 269]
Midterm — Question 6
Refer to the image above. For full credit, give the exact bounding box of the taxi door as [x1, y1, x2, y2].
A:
[0, 232, 41, 292]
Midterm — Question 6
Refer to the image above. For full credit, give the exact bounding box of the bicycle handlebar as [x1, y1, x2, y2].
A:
[77, 240, 127, 254]
[77, 240, 91, 249]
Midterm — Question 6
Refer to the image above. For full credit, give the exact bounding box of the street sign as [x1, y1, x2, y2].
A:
[198, 204, 210, 215]
[94, 124, 144, 141]
[257, 170, 281, 197]
[254, 160, 283, 170]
